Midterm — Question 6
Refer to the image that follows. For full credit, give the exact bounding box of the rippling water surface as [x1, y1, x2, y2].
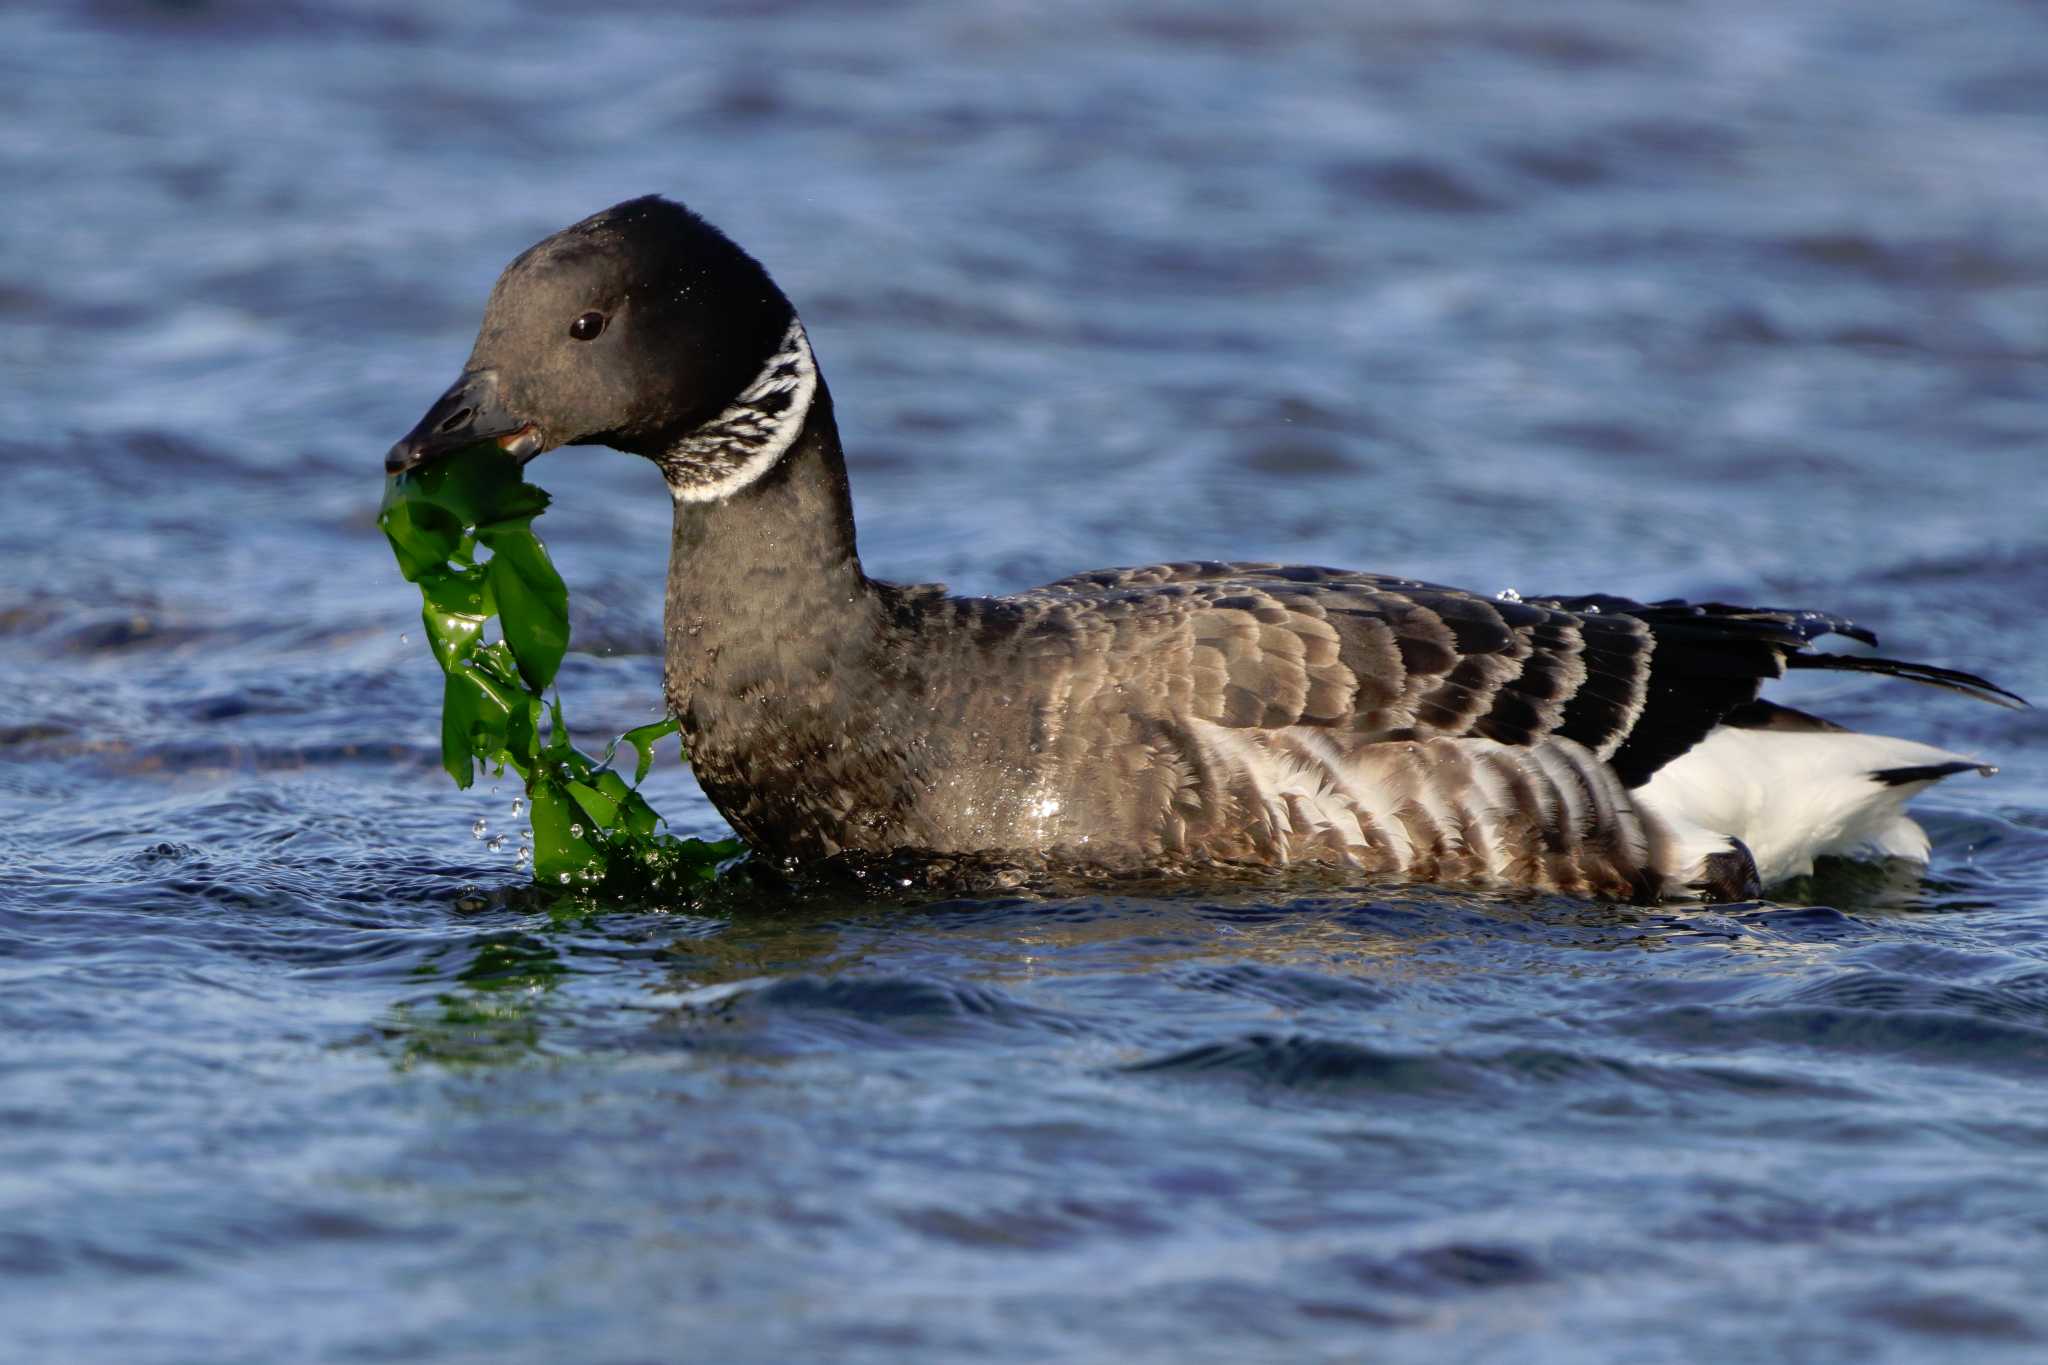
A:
[5, 1, 2048, 1359]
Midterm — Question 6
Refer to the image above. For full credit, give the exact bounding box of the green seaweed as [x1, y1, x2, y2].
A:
[380, 444, 742, 896]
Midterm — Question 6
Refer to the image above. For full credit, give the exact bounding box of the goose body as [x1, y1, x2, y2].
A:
[389, 196, 2020, 901]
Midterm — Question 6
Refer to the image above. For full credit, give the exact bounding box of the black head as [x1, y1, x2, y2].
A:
[387, 196, 797, 474]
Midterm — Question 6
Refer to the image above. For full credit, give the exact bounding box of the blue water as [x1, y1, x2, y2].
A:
[5, 1, 2048, 1359]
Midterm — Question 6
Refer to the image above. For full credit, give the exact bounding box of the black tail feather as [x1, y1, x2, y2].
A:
[1870, 760, 1996, 787]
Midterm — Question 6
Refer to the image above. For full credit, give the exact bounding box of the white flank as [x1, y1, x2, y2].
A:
[1635, 725, 1991, 885]
[667, 318, 818, 503]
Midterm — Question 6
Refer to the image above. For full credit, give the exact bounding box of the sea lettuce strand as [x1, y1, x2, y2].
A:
[379, 445, 738, 891]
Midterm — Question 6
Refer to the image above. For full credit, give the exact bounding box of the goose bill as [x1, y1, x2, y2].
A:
[385, 368, 545, 474]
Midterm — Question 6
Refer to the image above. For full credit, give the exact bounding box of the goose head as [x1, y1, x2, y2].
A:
[387, 195, 811, 500]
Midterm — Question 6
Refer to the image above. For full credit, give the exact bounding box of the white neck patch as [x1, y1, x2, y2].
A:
[659, 317, 818, 503]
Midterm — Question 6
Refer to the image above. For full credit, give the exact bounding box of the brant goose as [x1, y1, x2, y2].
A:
[387, 196, 2021, 901]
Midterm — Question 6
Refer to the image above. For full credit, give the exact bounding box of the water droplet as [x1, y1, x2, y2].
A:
[514, 845, 531, 867]
[558, 872, 570, 884]
[510, 796, 525, 817]
[1584, 603, 1601, 614]
[1495, 587, 1522, 602]
[487, 834, 506, 853]
[399, 632, 409, 645]
[471, 818, 488, 839]
[569, 823, 584, 838]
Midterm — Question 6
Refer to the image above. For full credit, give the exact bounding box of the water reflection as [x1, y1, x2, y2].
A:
[373, 859, 2006, 1078]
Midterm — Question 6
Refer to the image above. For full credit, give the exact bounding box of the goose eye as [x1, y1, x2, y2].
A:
[569, 311, 607, 341]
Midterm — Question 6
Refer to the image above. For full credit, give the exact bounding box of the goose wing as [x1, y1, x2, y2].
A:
[1014, 562, 2018, 788]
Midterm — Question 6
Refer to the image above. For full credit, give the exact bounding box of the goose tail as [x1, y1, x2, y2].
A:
[1634, 720, 1995, 894]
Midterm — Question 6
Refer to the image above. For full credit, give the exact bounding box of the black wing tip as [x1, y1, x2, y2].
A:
[1532, 594, 1881, 647]
[1695, 603, 1881, 648]
[1550, 593, 2024, 707]
[1786, 651, 2030, 710]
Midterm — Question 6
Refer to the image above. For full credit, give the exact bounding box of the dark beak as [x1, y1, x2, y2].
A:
[385, 369, 546, 475]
